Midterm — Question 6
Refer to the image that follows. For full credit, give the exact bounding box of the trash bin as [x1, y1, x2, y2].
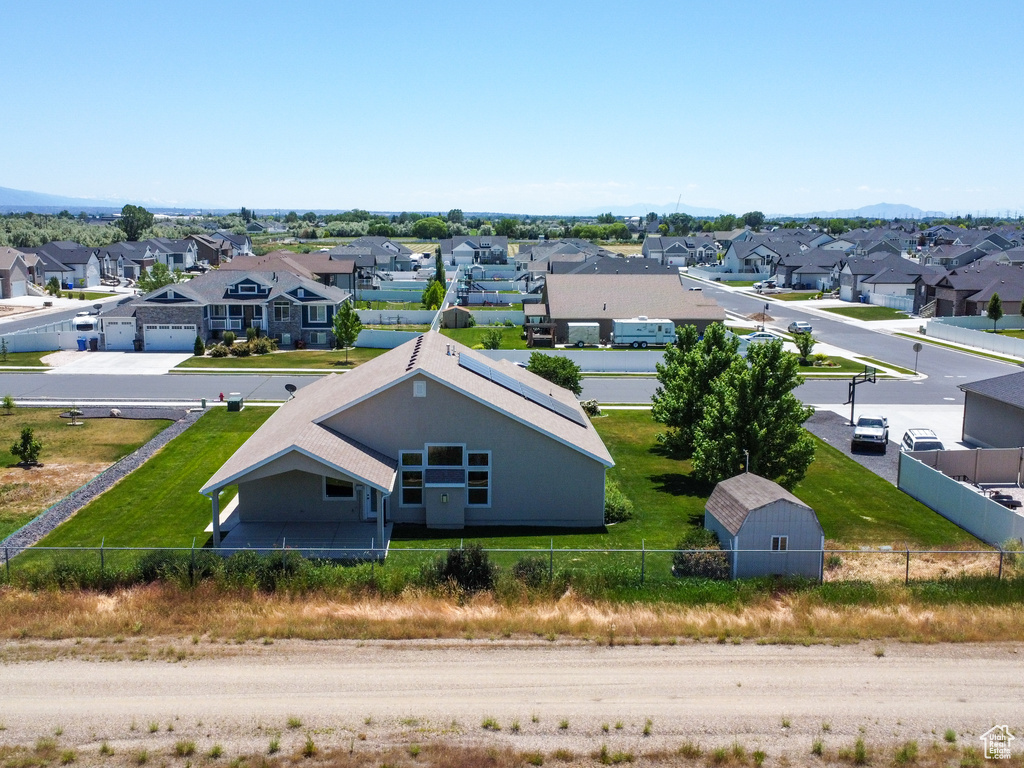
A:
[133, 339, 143, 352]
[226, 395, 243, 412]
[201, 398, 207, 409]
[89, 337, 99, 352]
[76, 338, 87, 351]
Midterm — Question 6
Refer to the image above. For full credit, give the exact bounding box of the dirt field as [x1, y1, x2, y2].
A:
[1, 640, 1021, 765]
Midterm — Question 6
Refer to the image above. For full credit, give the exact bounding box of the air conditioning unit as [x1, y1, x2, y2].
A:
[280, 333, 292, 346]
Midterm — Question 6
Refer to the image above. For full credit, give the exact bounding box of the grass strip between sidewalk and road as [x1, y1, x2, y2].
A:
[894, 333, 1023, 364]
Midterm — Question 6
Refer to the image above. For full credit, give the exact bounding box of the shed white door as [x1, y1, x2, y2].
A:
[143, 324, 196, 351]
[104, 319, 137, 350]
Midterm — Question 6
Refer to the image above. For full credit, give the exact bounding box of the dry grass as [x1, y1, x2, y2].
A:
[1, 583, 1023, 643]
[824, 543, 1004, 582]
[0, 462, 107, 529]
[0, 738, 1019, 768]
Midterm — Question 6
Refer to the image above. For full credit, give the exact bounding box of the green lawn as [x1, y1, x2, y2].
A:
[772, 292, 819, 302]
[1, 410, 171, 540]
[177, 348, 388, 369]
[364, 324, 431, 332]
[985, 328, 1024, 339]
[19, 408, 971, 573]
[822, 305, 909, 321]
[893, 333, 1022, 364]
[472, 303, 524, 311]
[859, 356, 916, 376]
[29, 408, 272, 549]
[80, 292, 118, 301]
[360, 301, 424, 310]
[393, 410, 972, 552]
[0, 350, 55, 367]
[798, 356, 880, 376]
[440, 326, 528, 349]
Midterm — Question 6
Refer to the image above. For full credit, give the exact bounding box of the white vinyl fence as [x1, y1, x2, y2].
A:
[927, 316, 1024, 358]
[898, 450, 1024, 546]
[868, 293, 914, 312]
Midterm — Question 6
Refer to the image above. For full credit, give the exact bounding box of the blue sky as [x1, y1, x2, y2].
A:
[2, 0, 1022, 215]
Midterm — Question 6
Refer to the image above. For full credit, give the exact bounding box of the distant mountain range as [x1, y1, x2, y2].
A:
[780, 203, 948, 219]
[573, 202, 729, 217]
[0, 185, 124, 211]
[0, 185, 958, 220]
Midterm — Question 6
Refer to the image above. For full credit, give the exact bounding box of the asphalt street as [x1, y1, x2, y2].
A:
[0, 372, 321, 402]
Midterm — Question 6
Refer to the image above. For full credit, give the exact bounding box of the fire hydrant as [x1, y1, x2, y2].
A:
[219, 392, 224, 402]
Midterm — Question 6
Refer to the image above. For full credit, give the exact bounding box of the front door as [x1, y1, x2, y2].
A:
[359, 486, 377, 522]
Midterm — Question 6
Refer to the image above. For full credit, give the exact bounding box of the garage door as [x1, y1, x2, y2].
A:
[10, 280, 27, 297]
[104, 319, 137, 351]
[143, 324, 196, 351]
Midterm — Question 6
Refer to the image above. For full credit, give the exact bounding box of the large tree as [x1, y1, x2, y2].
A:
[691, 339, 815, 489]
[494, 218, 519, 237]
[411, 216, 448, 239]
[988, 292, 1003, 332]
[652, 323, 741, 458]
[421, 280, 445, 310]
[137, 263, 179, 293]
[116, 204, 154, 242]
[526, 353, 582, 396]
[332, 301, 363, 363]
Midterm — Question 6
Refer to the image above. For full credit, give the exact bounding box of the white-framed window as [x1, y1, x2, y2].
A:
[771, 535, 788, 552]
[427, 444, 464, 467]
[211, 304, 227, 318]
[252, 306, 263, 319]
[467, 451, 490, 506]
[399, 451, 423, 506]
[273, 301, 290, 322]
[413, 380, 426, 398]
[238, 283, 258, 294]
[307, 305, 327, 323]
[323, 476, 355, 500]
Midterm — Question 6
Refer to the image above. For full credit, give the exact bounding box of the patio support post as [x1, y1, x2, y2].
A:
[211, 491, 221, 547]
[376, 490, 385, 553]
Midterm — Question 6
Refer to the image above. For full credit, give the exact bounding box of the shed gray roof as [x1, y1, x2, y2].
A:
[959, 371, 1024, 409]
[705, 473, 811, 536]
[545, 273, 726, 323]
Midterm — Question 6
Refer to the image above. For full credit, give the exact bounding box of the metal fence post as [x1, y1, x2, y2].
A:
[641, 540, 646, 585]
[4, 546, 8, 583]
[905, 546, 910, 585]
[549, 539, 554, 582]
[998, 547, 1004, 581]
[190, 538, 196, 588]
[100, 537, 105, 578]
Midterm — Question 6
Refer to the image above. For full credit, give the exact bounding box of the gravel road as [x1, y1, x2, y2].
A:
[1, 640, 1021, 758]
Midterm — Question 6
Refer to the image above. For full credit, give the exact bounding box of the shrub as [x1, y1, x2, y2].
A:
[222, 331, 236, 347]
[604, 479, 634, 523]
[11, 426, 42, 465]
[433, 543, 496, 592]
[77, 291, 85, 300]
[193, 336, 205, 356]
[481, 328, 503, 349]
[2, 394, 15, 415]
[250, 336, 274, 355]
[246, 326, 259, 342]
[672, 528, 730, 580]
[580, 399, 601, 417]
[229, 343, 251, 357]
[1002, 538, 1022, 568]
[208, 344, 229, 358]
[512, 556, 548, 588]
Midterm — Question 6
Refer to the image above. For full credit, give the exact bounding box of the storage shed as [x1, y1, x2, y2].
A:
[441, 305, 474, 329]
[959, 371, 1024, 449]
[704, 472, 824, 580]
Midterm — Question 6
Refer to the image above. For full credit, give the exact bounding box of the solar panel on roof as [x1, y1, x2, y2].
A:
[458, 353, 586, 427]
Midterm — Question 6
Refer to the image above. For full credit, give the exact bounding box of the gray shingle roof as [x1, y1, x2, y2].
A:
[705, 473, 811, 536]
[959, 371, 1024, 410]
[545, 273, 726, 323]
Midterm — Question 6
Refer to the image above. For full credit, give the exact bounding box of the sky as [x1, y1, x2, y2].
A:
[2, 0, 1023, 216]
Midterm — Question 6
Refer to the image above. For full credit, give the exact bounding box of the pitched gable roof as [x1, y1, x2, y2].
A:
[959, 371, 1024, 410]
[202, 332, 613, 495]
[705, 473, 812, 536]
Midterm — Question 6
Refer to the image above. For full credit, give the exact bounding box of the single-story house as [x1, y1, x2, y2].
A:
[959, 371, 1024, 449]
[199, 332, 614, 553]
[704, 472, 824, 580]
[0, 247, 32, 298]
[542, 272, 726, 343]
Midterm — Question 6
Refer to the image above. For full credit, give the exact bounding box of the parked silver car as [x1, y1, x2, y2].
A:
[852, 415, 889, 452]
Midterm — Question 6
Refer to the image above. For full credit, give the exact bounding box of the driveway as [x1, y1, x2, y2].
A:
[45, 351, 193, 376]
